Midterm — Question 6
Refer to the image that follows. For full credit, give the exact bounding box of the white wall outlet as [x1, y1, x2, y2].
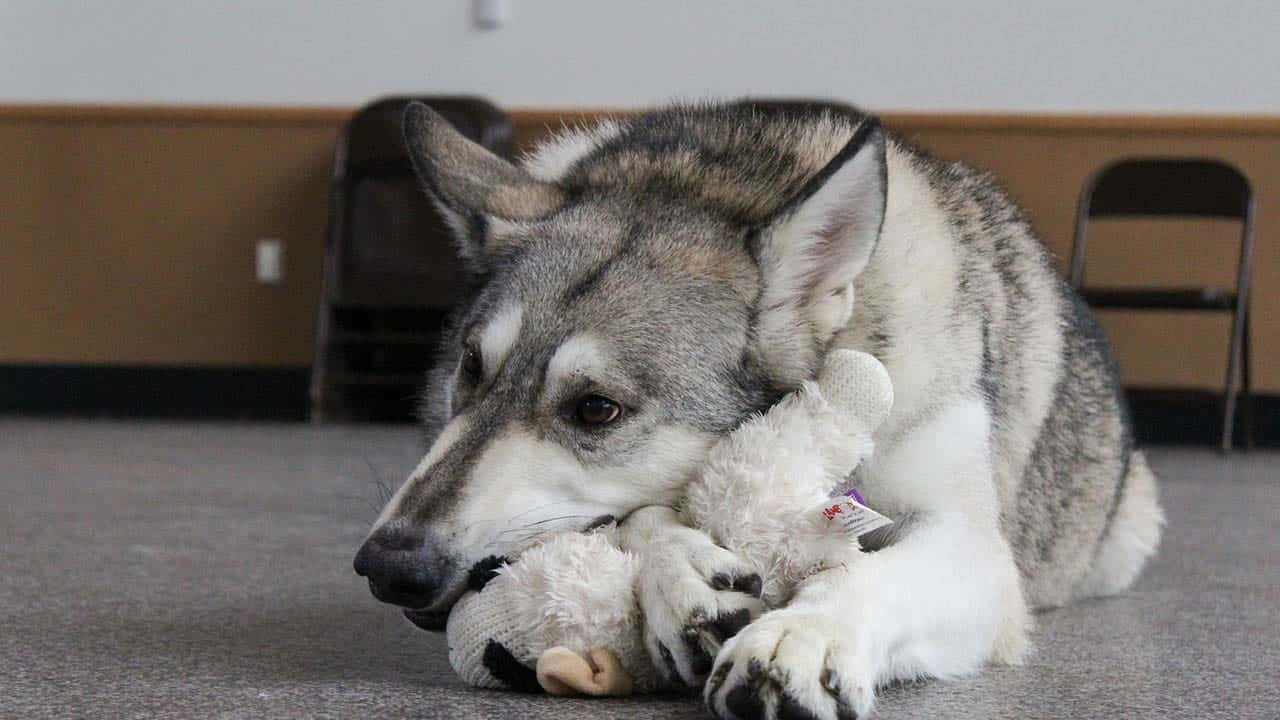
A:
[255, 238, 284, 285]
[473, 0, 510, 29]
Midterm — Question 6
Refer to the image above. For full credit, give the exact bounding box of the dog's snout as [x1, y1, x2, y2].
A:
[353, 526, 449, 610]
[352, 526, 419, 578]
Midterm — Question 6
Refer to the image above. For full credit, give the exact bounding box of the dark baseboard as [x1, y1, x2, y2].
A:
[1126, 387, 1277, 449]
[0, 364, 310, 420]
[0, 365, 1274, 447]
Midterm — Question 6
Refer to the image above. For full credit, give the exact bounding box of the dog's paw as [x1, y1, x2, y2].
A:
[633, 524, 763, 689]
[705, 609, 873, 720]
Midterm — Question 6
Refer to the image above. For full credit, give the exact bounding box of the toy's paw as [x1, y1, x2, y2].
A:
[636, 524, 764, 689]
[705, 608, 873, 720]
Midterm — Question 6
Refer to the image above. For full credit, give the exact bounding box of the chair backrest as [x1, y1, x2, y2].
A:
[1070, 157, 1254, 287]
[327, 96, 512, 307]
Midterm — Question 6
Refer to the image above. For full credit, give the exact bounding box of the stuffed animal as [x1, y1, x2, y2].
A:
[445, 350, 894, 696]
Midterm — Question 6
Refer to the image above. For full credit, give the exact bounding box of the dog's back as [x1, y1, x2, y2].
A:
[844, 132, 1164, 608]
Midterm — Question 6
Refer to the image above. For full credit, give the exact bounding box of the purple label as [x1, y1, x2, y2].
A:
[844, 487, 866, 505]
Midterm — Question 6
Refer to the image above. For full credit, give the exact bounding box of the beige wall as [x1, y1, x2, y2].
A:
[1, 106, 1276, 391]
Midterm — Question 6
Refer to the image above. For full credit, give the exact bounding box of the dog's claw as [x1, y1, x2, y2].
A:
[736, 574, 764, 598]
[658, 640, 687, 688]
[681, 626, 715, 676]
[711, 607, 753, 639]
[710, 571, 763, 598]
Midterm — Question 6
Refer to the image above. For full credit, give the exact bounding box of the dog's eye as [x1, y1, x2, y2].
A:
[575, 395, 621, 426]
[461, 345, 483, 383]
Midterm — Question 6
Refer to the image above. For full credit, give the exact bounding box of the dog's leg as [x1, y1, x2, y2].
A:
[705, 399, 1030, 719]
[619, 506, 765, 688]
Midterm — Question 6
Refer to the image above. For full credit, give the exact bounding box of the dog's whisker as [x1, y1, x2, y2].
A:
[505, 501, 582, 524]
[493, 514, 594, 538]
[482, 514, 597, 552]
[335, 491, 383, 516]
[356, 455, 398, 518]
[522, 514, 595, 528]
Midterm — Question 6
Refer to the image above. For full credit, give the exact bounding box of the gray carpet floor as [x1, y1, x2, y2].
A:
[1, 419, 1277, 719]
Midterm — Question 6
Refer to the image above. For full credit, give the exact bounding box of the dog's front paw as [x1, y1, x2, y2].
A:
[705, 609, 873, 720]
[626, 510, 763, 689]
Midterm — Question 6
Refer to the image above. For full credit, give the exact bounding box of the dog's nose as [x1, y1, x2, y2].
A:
[353, 526, 445, 609]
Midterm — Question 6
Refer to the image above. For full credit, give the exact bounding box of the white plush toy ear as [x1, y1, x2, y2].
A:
[681, 349, 893, 604]
[750, 118, 888, 386]
[817, 349, 894, 432]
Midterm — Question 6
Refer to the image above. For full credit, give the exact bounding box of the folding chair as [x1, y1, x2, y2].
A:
[1069, 158, 1255, 451]
[310, 97, 512, 422]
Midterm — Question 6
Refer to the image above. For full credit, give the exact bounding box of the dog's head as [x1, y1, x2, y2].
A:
[354, 101, 888, 625]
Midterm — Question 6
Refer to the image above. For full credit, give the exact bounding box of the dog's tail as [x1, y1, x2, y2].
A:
[1077, 450, 1165, 599]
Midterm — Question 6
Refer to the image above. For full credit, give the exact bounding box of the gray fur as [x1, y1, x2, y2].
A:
[395, 99, 1157, 612]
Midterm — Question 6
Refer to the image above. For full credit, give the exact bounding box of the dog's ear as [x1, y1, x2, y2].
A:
[749, 116, 887, 385]
[403, 102, 565, 272]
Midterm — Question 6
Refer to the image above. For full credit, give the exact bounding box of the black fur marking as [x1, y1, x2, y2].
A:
[978, 315, 998, 411]
[712, 608, 753, 641]
[770, 115, 885, 229]
[710, 572, 762, 598]
[708, 660, 734, 699]
[561, 256, 613, 305]
[733, 574, 763, 598]
[1093, 446, 1132, 566]
[777, 693, 823, 720]
[681, 626, 714, 677]
[481, 639, 542, 693]
[725, 683, 767, 720]
[734, 348, 787, 416]
[658, 640, 687, 688]
[724, 660, 769, 720]
[585, 514, 616, 531]
[866, 330, 891, 357]
[727, 98, 866, 121]
[820, 668, 861, 719]
[744, 226, 763, 267]
[469, 212, 488, 254]
[819, 667, 838, 693]
[466, 555, 508, 592]
[404, 405, 503, 523]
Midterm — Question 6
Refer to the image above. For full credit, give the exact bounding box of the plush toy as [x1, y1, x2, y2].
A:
[445, 350, 894, 696]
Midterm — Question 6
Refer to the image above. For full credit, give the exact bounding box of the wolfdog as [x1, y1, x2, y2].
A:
[354, 100, 1164, 719]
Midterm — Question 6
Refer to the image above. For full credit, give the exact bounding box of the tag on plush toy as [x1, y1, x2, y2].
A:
[817, 489, 893, 537]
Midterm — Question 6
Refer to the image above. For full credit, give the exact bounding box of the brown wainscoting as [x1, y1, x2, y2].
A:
[1, 104, 347, 367]
[1, 104, 1277, 394]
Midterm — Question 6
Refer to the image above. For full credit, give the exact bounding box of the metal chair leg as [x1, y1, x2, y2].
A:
[1221, 302, 1247, 453]
[1242, 310, 1254, 450]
